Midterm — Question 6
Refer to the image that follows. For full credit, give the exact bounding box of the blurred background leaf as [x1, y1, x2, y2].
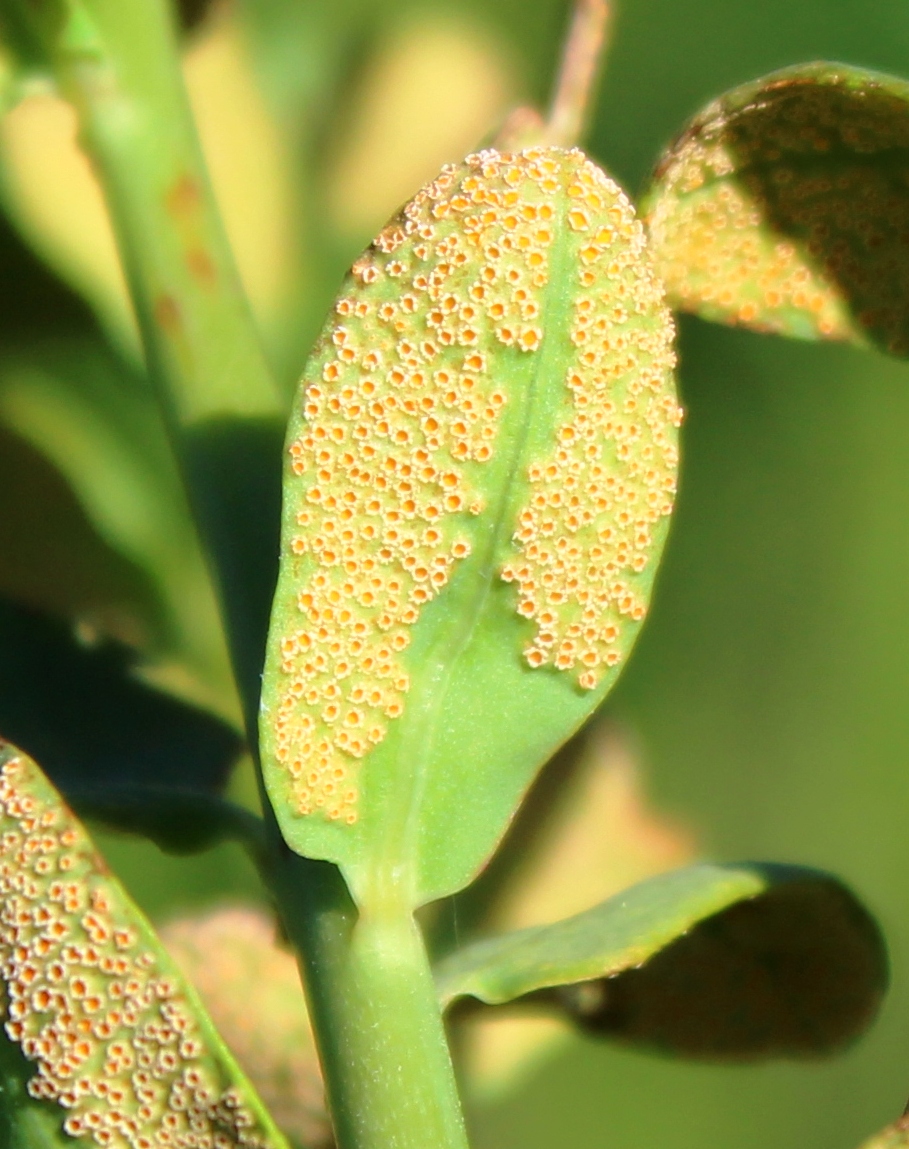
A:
[438, 722, 694, 1099]
[860, 1117, 909, 1149]
[162, 905, 331, 1149]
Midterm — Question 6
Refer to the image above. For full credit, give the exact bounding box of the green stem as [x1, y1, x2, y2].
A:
[544, 0, 612, 147]
[273, 852, 470, 1149]
[493, 0, 612, 151]
[5, 0, 286, 732]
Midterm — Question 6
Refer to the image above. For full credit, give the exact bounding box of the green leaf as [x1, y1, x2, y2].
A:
[642, 62, 909, 356]
[0, 597, 248, 852]
[260, 146, 680, 909]
[0, 738, 290, 1149]
[436, 862, 887, 1059]
[0, 124, 235, 718]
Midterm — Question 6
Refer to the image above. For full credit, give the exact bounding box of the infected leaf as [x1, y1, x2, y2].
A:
[643, 63, 909, 356]
[436, 863, 887, 1060]
[0, 739, 289, 1149]
[260, 146, 680, 908]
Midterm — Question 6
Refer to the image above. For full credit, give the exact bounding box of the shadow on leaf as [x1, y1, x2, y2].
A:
[438, 862, 887, 1061]
[644, 63, 909, 357]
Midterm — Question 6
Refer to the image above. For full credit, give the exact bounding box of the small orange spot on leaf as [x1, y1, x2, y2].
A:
[166, 174, 201, 218]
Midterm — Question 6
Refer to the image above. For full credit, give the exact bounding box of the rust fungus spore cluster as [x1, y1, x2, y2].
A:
[271, 145, 679, 824]
[0, 752, 271, 1149]
[646, 75, 909, 352]
[500, 156, 679, 690]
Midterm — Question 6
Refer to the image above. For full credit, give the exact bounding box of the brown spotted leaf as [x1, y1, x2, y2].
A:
[260, 146, 680, 909]
[642, 63, 909, 356]
[0, 738, 290, 1149]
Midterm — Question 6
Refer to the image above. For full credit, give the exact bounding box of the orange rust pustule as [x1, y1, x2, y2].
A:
[0, 751, 271, 1149]
[646, 73, 909, 352]
[154, 293, 182, 334]
[166, 174, 202, 218]
[272, 145, 620, 825]
[501, 159, 679, 691]
[187, 246, 217, 287]
[162, 908, 330, 1149]
[272, 147, 566, 824]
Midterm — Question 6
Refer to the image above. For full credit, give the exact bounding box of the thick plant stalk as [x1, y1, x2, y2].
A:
[273, 855, 470, 1149]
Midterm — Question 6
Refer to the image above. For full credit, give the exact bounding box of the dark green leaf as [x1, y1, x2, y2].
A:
[0, 200, 235, 716]
[642, 63, 909, 356]
[0, 597, 246, 851]
[0, 335, 238, 721]
[436, 862, 887, 1059]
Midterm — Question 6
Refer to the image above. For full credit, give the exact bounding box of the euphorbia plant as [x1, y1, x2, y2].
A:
[0, 1, 899, 1148]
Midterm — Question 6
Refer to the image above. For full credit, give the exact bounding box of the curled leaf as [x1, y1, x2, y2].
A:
[0, 739, 289, 1149]
[643, 63, 909, 356]
[261, 145, 680, 908]
[437, 862, 887, 1060]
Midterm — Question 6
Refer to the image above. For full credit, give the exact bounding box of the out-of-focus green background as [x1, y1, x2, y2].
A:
[5, 0, 909, 1146]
